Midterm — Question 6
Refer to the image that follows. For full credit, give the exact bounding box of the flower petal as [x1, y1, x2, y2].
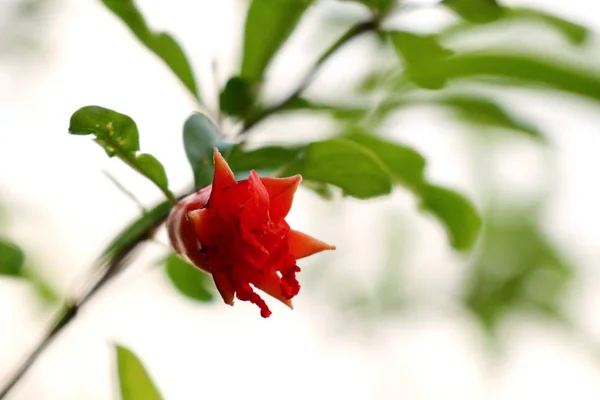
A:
[288, 229, 336, 259]
[212, 271, 235, 306]
[260, 175, 302, 219]
[211, 147, 236, 194]
[253, 270, 294, 310]
[235, 282, 272, 318]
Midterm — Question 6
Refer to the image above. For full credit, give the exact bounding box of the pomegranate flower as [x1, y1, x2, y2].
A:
[167, 148, 335, 318]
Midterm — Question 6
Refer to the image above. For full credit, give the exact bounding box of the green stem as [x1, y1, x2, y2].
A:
[240, 19, 379, 135]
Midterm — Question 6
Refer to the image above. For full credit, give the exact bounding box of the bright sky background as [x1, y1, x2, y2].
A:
[2, 0, 600, 399]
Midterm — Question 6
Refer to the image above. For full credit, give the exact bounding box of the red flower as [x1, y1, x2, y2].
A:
[167, 148, 335, 318]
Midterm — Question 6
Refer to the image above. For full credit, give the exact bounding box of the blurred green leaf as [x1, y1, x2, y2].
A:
[443, 7, 589, 45]
[419, 184, 482, 251]
[389, 31, 454, 89]
[345, 132, 426, 188]
[115, 345, 162, 400]
[282, 138, 392, 199]
[220, 76, 256, 118]
[69, 106, 175, 202]
[165, 254, 214, 303]
[183, 113, 220, 189]
[225, 145, 303, 174]
[442, 0, 504, 23]
[102, 201, 172, 260]
[0, 238, 25, 276]
[506, 7, 589, 45]
[101, 0, 199, 100]
[464, 210, 572, 333]
[241, 0, 314, 83]
[435, 94, 544, 140]
[22, 268, 60, 304]
[338, 0, 395, 14]
[0, 236, 59, 303]
[439, 52, 600, 103]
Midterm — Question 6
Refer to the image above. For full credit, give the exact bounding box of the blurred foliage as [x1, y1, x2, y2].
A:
[0, 239, 25, 277]
[464, 205, 573, 335]
[241, 0, 314, 84]
[164, 254, 215, 303]
[100, 0, 199, 101]
[0, 0, 55, 56]
[115, 345, 162, 400]
[0, 232, 58, 303]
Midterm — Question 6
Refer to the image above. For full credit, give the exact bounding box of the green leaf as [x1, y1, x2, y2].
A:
[115, 345, 163, 400]
[183, 113, 220, 189]
[439, 52, 600, 103]
[135, 154, 169, 193]
[102, 201, 173, 260]
[389, 31, 454, 89]
[442, 0, 504, 23]
[220, 76, 256, 118]
[435, 95, 544, 140]
[69, 105, 139, 155]
[282, 138, 392, 199]
[344, 132, 426, 188]
[0, 238, 25, 277]
[241, 0, 314, 83]
[419, 184, 482, 251]
[69, 106, 175, 202]
[165, 254, 214, 303]
[101, 0, 199, 100]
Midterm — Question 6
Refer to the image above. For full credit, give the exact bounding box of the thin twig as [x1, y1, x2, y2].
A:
[103, 171, 148, 214]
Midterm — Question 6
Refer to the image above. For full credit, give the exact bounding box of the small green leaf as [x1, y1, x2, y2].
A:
[101, 0, 199, 100]
[102, 201, 172, 260]
[419, 184, 482, 251]
[389, 31, 454, 89]
[69, 105, 139, 155]
[69, 106, 175, 202]
[115, 345, 163, 400]
[282, 138, 392, 199]
[135, 154, 169, 194]
[442, 0, 504, 23]
[220, 76, 257, 118]
[241, 0, 314, 83]
[0, 238, 25, 277]
[439, 52, 600, 103]
[165, 254, 214, 303]
[183, 113, 220, 189]
[345, 132, 426, 188]
[435, 95, 544, 140]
